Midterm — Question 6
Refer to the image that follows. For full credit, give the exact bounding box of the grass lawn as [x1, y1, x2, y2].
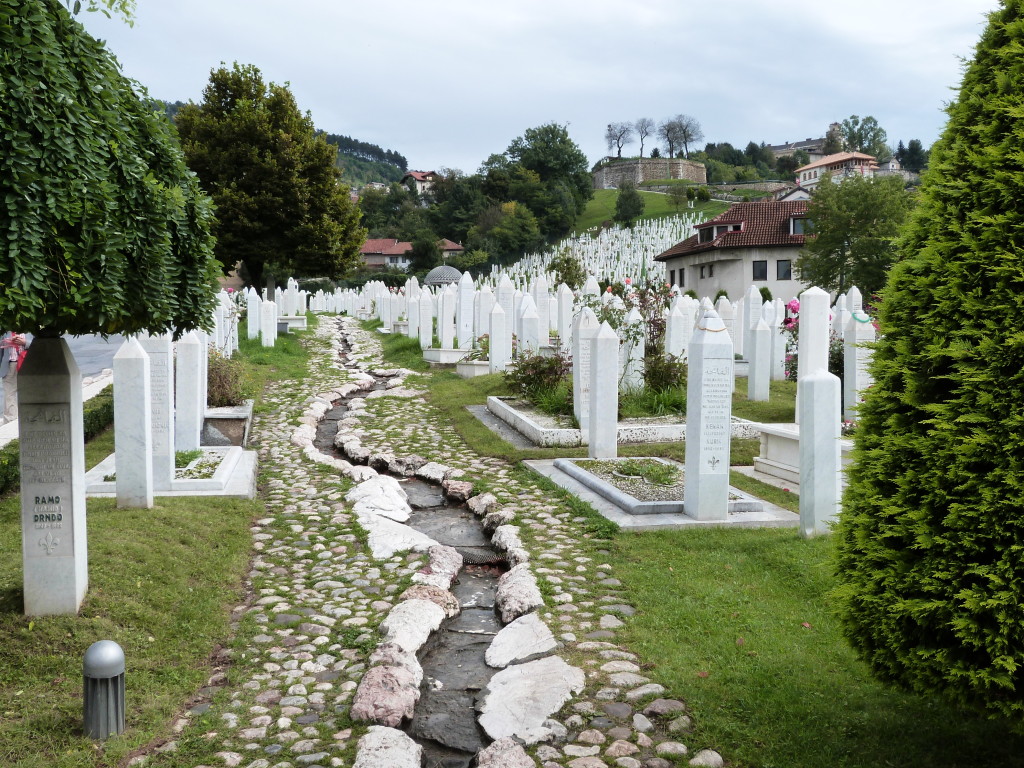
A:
[609, 528, 1024, 767]
[0, 321, 320, 767]
[573, 190, 728, 234]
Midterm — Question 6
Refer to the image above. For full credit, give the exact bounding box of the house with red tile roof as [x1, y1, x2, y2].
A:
[402, 170, 441, 197]
[795, 151, 877, 190]
[360, 238, 413, 271]
[655, 201, 810, 302]
[359, 236, 464, 271]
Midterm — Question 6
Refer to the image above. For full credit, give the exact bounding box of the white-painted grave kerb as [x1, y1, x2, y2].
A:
[113, 338, 153, 509]
[139, 332, 175, 492]
[589, 322, 619, 459]
[174, 332, 203, 452]
[572, 308, 599, 441]
[261, 300, 278, 347]
[19, 337, 88, 615]
[748, 318, 771, 401]
[843, 311, 876, 421]
[489, 303, 510, 373]
[798, 369, 842, 538]
[684, 310, 733, 522]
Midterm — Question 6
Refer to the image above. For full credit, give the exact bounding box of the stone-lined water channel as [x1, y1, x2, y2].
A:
[313, 344, 506, 768]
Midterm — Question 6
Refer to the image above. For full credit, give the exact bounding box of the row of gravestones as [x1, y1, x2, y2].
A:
[575, 289, 847, 538]
[19, 295, 240, 616]
[346, 271, 875, 424]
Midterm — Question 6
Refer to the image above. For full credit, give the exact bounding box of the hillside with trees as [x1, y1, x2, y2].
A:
[359, 122, 593, 274]
[322, 133, 408, 186]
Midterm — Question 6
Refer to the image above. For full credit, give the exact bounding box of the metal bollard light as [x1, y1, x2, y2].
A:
[83, 640, 125, 739]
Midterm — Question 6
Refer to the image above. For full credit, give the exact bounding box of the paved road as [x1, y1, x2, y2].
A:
[62, 334, 124, 378]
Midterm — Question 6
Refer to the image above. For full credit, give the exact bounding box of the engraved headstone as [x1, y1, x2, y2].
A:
[19, 337, 89, 615]
[113, 338, 153, 508]
[418, 290, 433, 350]
[173, 331, 203, 452]
[589, 322, 619, 459]
[799, 369, 842, 537]
[572, 308, 600, 441]
[138, 332, 175, 492]
[684, 310, 733, 522]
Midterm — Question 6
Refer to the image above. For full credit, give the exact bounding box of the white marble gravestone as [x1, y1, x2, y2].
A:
[572, 308, 600, 441]
[19, 337, 89, 615]
[665, 303, 686, 358]
[683, 310, 733, 522]
[439, 285, 457, 349]
[747, 318, 771, 401]
[113, 338, 153, 509]
[796, 287, 830, 423]
[138, 332, 175, 491]
[799, 369, 842, 537]
[246, 288, 261, 340]
[489, 303, 510, 373]
[174, 332, 203, 452]
[589, 322, 619, 459]
[261, 300, 278, 347]
[556, 283, 574, 350]
[843, 310, 876, 421]
[520, 304, 541, 356]
[457, 272, 475, 349]
[418, 291, 433, 350]
[620, 307, 645, 392]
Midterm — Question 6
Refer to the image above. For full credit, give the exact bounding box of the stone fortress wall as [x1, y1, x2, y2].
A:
[592, 157, 707, 189]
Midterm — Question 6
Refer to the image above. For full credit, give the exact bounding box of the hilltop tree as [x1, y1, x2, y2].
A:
[658, 114, 703, 159]
[176, 63, 366, 289]
[634, 117, 655, 157]
[605, 122, 634, 158]
[823, 122, 844, 155]
[903, 138, 928, 173]
[1, 0, 218, 337]
[795, 174, 913, 295]
[835, 1, 1024, 719]
[840, 114, 890, 160]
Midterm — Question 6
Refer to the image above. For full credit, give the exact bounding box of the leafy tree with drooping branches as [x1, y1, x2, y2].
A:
[176, 63, 366, 289]
[0, 0, 219, 337]
[835, 0, 1024, 720]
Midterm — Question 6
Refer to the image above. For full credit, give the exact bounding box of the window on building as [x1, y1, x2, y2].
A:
[791, 217, 807, 235]
[708, 264, 715, 278]
[731, 224, 742, 232]
[777, 259, 792, 280]
[669, 269, 676, 286]
[700, 265, 706, 279]
[752, 260, 767, 281]
[699, 227, 713, 243]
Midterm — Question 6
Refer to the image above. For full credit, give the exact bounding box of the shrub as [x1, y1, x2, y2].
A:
[503, 348, 571, 403]
[834, 3, 1024, 719]
[713, 289, 729, 303]
[207, 349, 247, 407]
[696, 186, 711, 202]
[759, 286, 773, 303]
[644, 353, 686, 393]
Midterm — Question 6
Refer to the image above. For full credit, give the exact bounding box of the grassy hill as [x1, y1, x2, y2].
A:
[574, 189, 729, 234]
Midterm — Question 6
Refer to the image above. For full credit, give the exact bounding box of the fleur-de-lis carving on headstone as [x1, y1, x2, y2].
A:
[39, 531, 60, 556]
[708, 456, 721, 471]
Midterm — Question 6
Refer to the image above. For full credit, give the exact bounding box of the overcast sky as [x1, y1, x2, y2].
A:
[79, 1, 996, 175]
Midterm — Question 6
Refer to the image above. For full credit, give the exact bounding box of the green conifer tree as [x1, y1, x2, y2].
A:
[835, 1, 1024, 718]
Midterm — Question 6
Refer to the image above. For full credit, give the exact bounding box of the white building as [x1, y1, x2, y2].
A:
[655, 201, 810, 303]
[795, 151, 877, 190]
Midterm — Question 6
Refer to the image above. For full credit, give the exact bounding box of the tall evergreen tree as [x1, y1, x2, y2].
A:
[835, 1, 1024, 718]
[176, 63, 365, 288]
